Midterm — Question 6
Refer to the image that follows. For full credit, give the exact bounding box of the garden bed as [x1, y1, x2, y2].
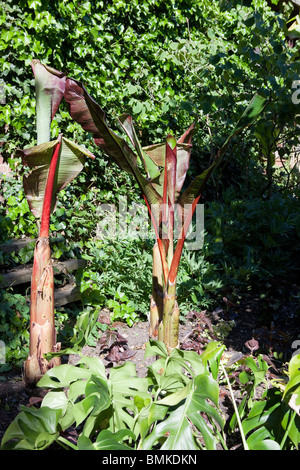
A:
[1, 284, 299, 449]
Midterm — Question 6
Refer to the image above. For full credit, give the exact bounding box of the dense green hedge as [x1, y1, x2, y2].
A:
[0, 0, 209, 149]
[1, 0, 300, 247]
[1, 0, 300, 152]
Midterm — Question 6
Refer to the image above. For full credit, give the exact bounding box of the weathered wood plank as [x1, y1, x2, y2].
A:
[0, 258, 87, 288]
[0, 238, 86, 306]
[54, 284, 81, 306]
[0, 237, 35, 254]
[0, 236, 65, 254]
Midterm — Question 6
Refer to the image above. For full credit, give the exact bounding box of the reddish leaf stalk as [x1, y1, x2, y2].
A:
[39, 135, 62, 237]
[169, 194, 201, 285]
[166, 142, 177, 266]
[150, 242, 163, 339]
[144, 140, 195, 349]
[143, 194, 169, 286]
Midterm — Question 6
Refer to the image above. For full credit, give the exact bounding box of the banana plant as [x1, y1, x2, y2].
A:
[19, 60, 95, 386]
[63, 77, 266, 351]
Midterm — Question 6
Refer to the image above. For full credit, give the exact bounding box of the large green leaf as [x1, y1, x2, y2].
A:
[143, 371, 223, 450]
[37, 363, 92, 389]
[20, 136, 95, 219]
[32, 59, 66, 145]
[76, 356, 107, 379]
[109, 361, 149, 397]
[240, 394, 283, 450]
[158, 381, 193, 406]
[143, 400, 200, 450]
[134, 398, 167, 444]
[199, 341, 225, 380]
[65, 78, 163, 226]
[1, 406, 62, 450]
[246, 428, 281, 450]
[228, 93, 267, 143]
[77, 430, 134, 450]
[108, 362, 149, 434]
[144, 339, 169, 359]
[145, 341, 200, 396]
[41, 390, 69, 413]
[188, 374, 224, 428]
[37, 358, 110, 435]
[73, 376, 111, 429]
[283, 353, 300, 404]
[187, 374, 224, 450]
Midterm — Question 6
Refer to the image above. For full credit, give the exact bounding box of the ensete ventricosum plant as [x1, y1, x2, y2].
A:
[19, 61, 94, 386]
[62, 76, 266, 351]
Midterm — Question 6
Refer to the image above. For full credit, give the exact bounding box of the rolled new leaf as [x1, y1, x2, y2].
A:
[32, 59, 66, 145]
[118, 113, 160, 179]
[142, 123, 195, 200]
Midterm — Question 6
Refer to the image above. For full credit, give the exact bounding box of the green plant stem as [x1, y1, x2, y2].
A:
[221, 362, 249, 450]
[214, 425, 228, 450]
[280, 409, 297, 450]
[57, 435, 78, 450]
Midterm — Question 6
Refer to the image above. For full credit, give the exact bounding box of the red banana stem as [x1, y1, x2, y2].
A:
[39, 135, 62, 237]
[169, 193, 201, 285]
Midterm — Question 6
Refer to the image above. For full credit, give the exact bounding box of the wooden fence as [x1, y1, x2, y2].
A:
[0, 237, 87, 306]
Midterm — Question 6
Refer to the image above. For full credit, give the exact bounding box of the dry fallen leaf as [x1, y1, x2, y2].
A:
[245, 337, 259, 354]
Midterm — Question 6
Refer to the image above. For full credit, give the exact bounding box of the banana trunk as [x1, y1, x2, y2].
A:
[24, 237, 60, 387]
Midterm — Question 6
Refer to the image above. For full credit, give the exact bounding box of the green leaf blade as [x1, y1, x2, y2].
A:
[32, 59, 66, 144]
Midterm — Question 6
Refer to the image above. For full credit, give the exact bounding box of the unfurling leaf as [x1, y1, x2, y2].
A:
[19, 137, 95, 219]
[32, 59, 66, 144]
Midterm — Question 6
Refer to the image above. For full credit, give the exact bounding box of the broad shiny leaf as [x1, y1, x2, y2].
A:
[32, 59, 66, 144]
[1, 406, 61, 450]
[143, 401, 199, 450]
[65, 78, 163, 227]
[77, 430, 134, 450]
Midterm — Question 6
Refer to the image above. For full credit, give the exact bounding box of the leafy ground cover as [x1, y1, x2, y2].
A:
[0, 272, 299, 449]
